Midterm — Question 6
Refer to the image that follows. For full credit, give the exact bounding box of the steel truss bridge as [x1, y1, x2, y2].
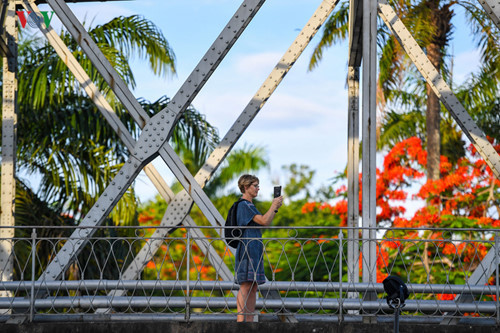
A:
[0, 0, 500, 325]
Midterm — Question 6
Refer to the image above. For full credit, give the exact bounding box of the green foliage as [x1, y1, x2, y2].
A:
[18, 15, 176, 110]
[378, 110, 426, 150]
[281, 164, 315, 200]
[308, 1, 349, 70]
[90, 15, 176, 81]
[204, 144, 269, 198]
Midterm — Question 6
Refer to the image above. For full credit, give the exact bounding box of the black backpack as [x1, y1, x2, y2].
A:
[225, 199, 245, 248]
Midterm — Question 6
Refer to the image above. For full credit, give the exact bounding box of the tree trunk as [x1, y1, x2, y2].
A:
[424, 0, 453, 181]
[426, 46, 441, 181]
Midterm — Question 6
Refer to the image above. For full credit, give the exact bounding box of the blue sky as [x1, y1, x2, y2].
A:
[35, 0, 482, 205]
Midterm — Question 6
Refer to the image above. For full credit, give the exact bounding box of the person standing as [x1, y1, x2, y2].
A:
[234, 174, 283, 322]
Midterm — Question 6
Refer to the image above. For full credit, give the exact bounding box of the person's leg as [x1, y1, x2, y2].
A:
[244, 283, 258, 322]
[237, 282, 252, 322]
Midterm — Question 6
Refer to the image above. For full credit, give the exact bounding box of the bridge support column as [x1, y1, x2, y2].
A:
[0, 0, 18, 310]
[361, 0, 378, 319]
[347, 66, 360, 300]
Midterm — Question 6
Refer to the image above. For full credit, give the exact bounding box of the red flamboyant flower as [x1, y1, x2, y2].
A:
[301, 136, 500, 286]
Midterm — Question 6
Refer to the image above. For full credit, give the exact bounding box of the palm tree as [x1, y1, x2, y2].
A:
[12, 15, 224, 223]
[1, 15, 221, 279]
[309, 1, 500, 180]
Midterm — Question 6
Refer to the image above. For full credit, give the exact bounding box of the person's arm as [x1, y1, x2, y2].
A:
[252, 196, 283, 226]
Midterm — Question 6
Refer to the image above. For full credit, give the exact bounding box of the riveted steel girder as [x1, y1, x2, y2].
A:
[361, 0, 377, 291]
[46, 0, 151, 128]
[40, 0, 267, 283]
[0, 0, 17, 304]
[347, 66, 360, 297]
[478, 0, 500, 29]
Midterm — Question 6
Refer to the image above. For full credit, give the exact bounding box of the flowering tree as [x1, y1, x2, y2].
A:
[134, 137, 500, 308]
[301, 137, 500, 292]
[137, 201, 221, 288]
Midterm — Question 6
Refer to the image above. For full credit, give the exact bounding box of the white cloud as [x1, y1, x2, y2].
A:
[452, 48, 481, 85]
[252, 93, 338, 130]
[233, 52, 283, 77]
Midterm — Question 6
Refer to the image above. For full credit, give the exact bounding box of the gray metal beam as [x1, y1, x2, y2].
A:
[1, 296, 497, 314]
[39, 0, 267, 283]
[2, 280, 498, 295]
[347, 66, 360, 296]
[377, 0, 500, 180]
[21, 0, 176, 210]
[361, 0, 377, 293]
[46, 0, 151, 128]
[0, 1, 17, 306]
[348, 0, 363, 66]
[478, 0, 500, 29]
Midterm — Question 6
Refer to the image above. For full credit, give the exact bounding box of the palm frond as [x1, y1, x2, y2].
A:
[204, 145, 269, 197]
[308, 0, 349, 71]
[90, 15, 176, 80]
[378, 110, 426, 149]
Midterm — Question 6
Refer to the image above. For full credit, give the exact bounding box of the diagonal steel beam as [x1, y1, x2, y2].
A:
[378, 0, 500, 180]
[103, 0, 339, 320]
[40, 0, 267, 282]
[46, 0, 150, 127]
[22, 0, 176, 205]
[478, 0, 500, 30]
[23, 0, 176, 215]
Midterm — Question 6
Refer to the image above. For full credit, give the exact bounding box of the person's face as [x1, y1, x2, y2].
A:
[245, 182, 260, 198]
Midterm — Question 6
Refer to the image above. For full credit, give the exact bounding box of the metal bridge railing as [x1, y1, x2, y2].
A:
[0, 225, 498, 324]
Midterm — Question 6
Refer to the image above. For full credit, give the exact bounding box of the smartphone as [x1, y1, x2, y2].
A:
[273, 186, 282, 198]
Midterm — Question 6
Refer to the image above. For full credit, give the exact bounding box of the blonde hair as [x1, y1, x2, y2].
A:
[238, 174, 259, 194]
